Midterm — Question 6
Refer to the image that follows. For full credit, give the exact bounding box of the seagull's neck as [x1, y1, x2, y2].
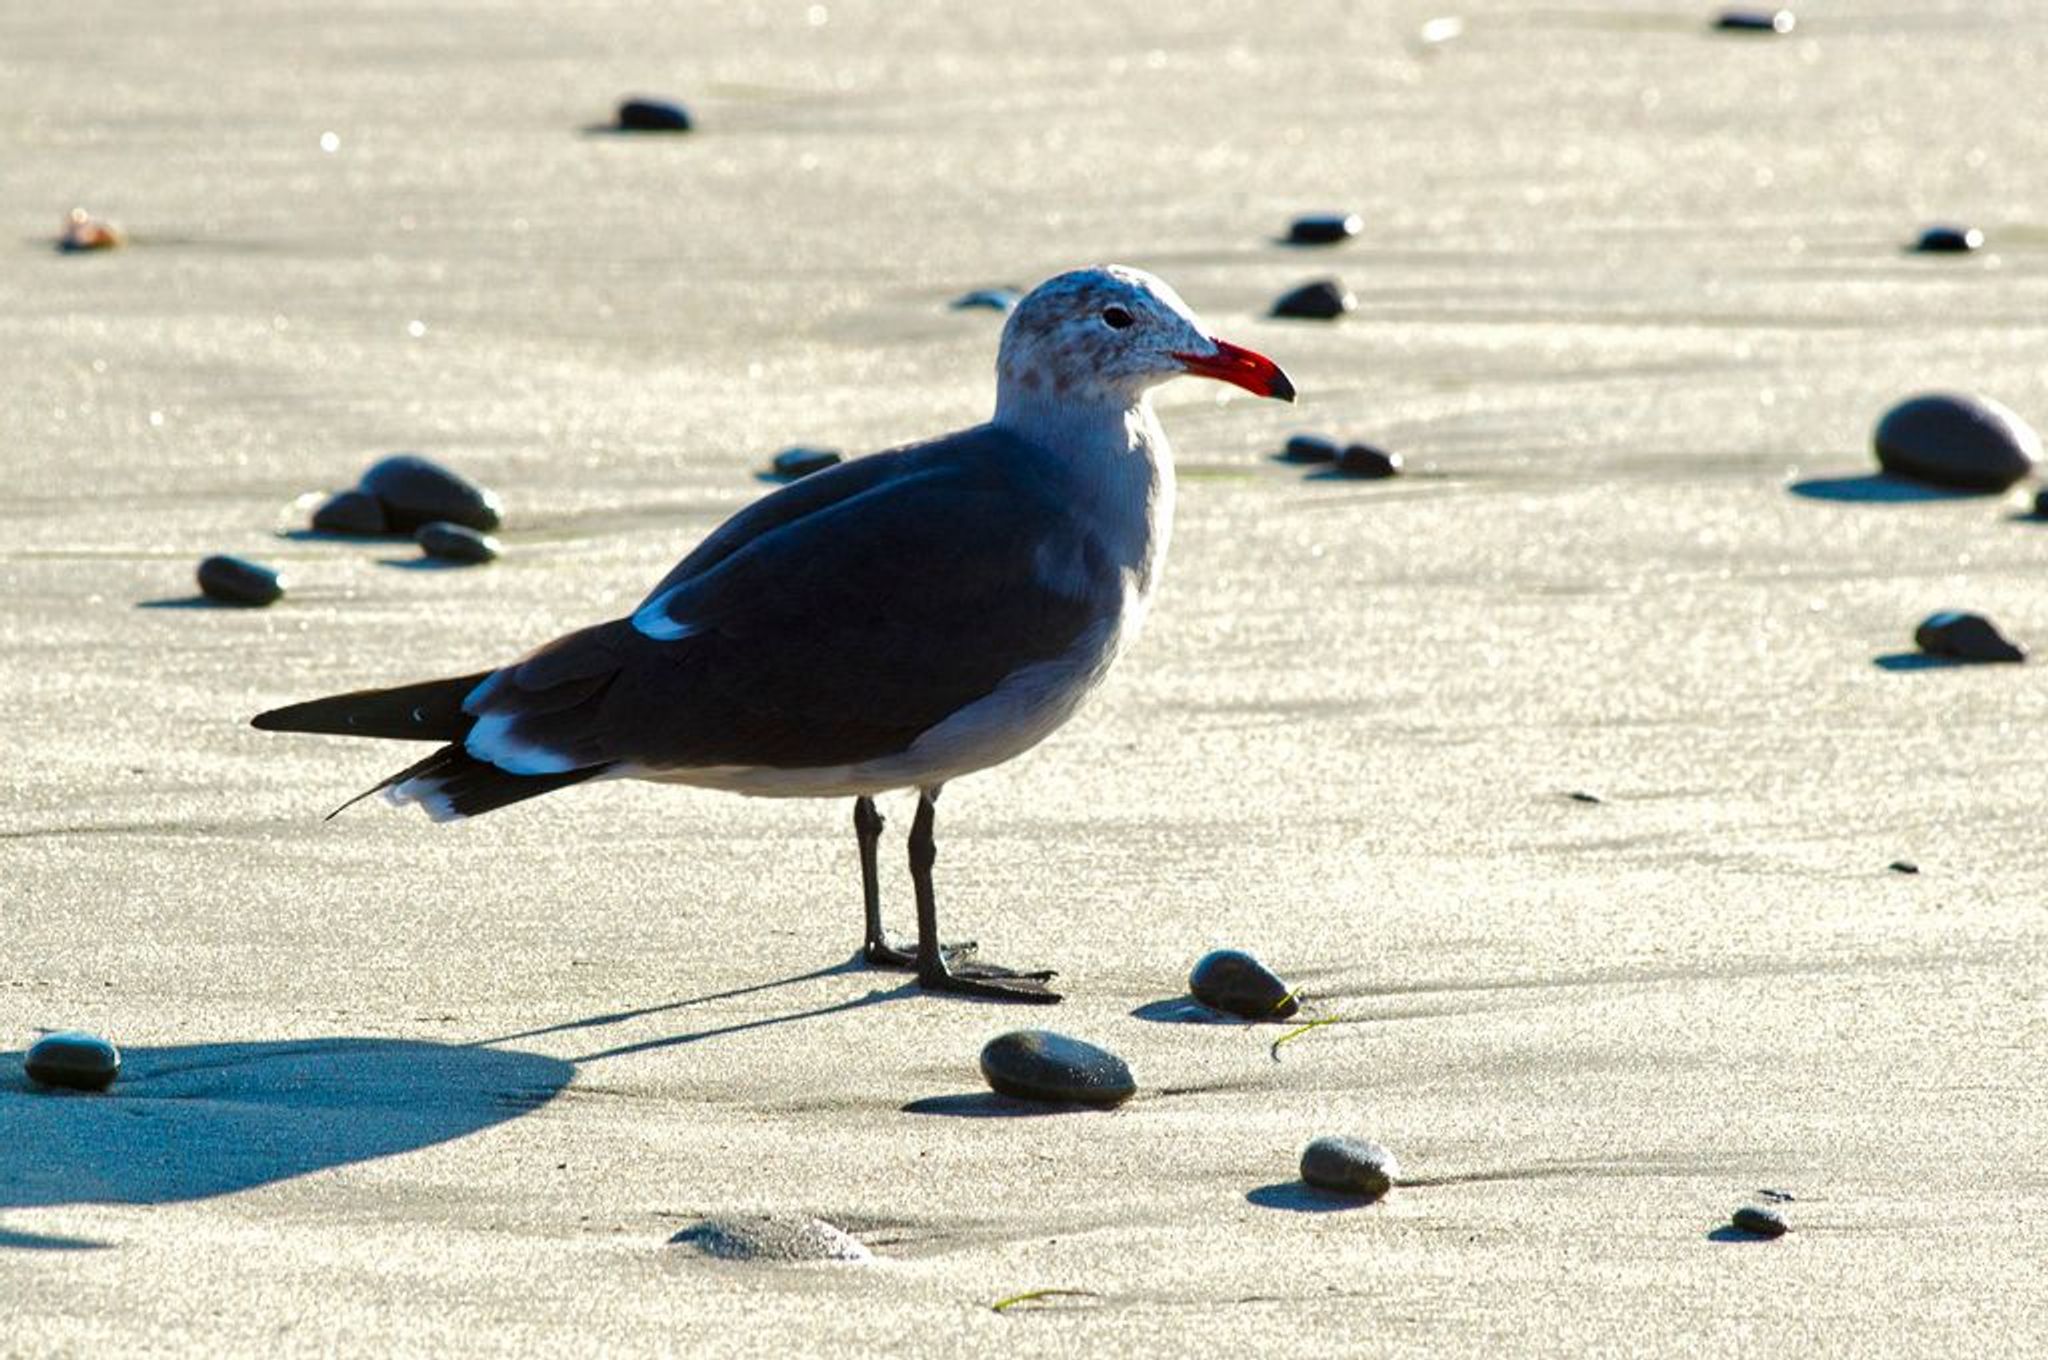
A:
[993, 387, 1175, 594]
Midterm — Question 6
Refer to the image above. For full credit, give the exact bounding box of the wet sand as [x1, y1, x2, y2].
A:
[3, 2, 2046, 1354]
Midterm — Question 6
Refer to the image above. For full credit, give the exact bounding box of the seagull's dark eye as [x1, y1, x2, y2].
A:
[1100, 305, 1135, 330]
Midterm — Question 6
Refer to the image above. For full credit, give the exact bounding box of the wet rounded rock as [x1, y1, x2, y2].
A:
[24, 1031, 121, 1092]
[669, 1214, 871, 1262]
[1287, 213, 1362, 246]
[1280, 434, 1340, 465]
[1914, 224, 1983, 254]
[1188, 949, 1299, 1020]
[617, 97, 692, 132]
[1715, 9, 1795, 33]
[1335, 443, 1403, 478]
[311, 489, 388, 536]
[1300, 1136, 1398, 1199]
[979, 1030, 1134, 1108]
[1873, 393, 2040, 492]
[417, 521, 500, 564]
[1730, 1204, 1790, 1238]
[197, 555, 284, 606]
[771, 447, 842, 480]
[1915, 610, 2026, 663]
[1272, 279, 1355, 321]
[360, 454, 503, 532]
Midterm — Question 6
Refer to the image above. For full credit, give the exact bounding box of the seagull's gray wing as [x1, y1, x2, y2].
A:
[461, 426, 1119, 774]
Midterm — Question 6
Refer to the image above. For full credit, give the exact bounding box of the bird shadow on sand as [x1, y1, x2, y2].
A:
[1784, 473, 1984, 503]
[1246, 1181, 1376, 1214]
[0, 1037, 572, 1251]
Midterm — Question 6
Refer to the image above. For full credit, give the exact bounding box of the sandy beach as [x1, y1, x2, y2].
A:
[4, 1, 2046, 1353]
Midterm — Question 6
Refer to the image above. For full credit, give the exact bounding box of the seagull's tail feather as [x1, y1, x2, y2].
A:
[347, 744, 611, 823]
[252, 671, 495, 742]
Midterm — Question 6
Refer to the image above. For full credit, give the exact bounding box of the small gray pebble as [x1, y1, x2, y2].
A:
[360, 454, 503, 532]
[771, 447, 842, 480]
[416, 521, 500, 564]
[1280, 434, 1340, 465]
[1300, 1136, 1398, 1199]
[617, 97, 692, 132]
[1272, 280, 1355, 320]
[24, 1031, 121, 1092]
[311, 489, 388, 536]
[979, 1030, 1134, 1108]
[668, 1214, 870, 1262]
[1915, 611, 2026, 663]
[197, 555, 284, 606]
[1334, 443, 1402, 478]
[1715, 9, 1795, 33]
[1874, 393, 2041, 493]
[1730, 1204, 1790, 1238]
[1188, 949, 1299, 1020]
[1914, 225, 1984, 254]
[1287, 213, 1362, 246]
[951, 287, 1023, 312]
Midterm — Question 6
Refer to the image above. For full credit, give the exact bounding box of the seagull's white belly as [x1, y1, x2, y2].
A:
[623, 578, 1148, 799]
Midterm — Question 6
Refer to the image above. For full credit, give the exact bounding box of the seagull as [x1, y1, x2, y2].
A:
[253, 265, 1295, 1003]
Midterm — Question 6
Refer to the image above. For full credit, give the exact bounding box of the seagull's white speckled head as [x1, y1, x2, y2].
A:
[994, 265, 1295, 414]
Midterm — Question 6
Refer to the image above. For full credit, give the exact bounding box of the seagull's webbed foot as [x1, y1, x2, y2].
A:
[863, 935, 978, 970]
[916, 955, 1062, 1004]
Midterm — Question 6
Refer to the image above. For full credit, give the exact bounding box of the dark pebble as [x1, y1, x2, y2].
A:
[1272, 279, 1355, 321]
[1889, 860, 1920, 875]
[1914, 610, 2026, 664]
[617, 97, 692, 132]
[2033, 488, 2048, 519]
[360, 454, 503, 532]
[311, 489, 388, 536]
[24, 1031, 121, 1092]
[1730, 1204, 1790, 1238]
[1873, 393, 2041, 492]
[197, 554, 284, 606]
[416, 521, 501, 564]
[1299, 1136, 1399, 1199]
[978, 1030, 1134, 1108]
[951, 287, 1023, 312]
[1280, 434, 1340, 465]
[1715, 9, 1795, 33]
[1914, 225, 1984, 254]
[1287, 213, 1363, 246]
[771, 447, 842, 480]
[1568, 790, 1605, 804]
[1188, 949, 1299, 1020]
[1334, 443, 1403, 478]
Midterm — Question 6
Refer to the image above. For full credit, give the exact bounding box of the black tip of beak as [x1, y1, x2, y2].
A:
[1269, 369, 1297, 404]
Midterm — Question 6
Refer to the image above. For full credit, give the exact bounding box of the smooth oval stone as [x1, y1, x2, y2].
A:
[1272, 279, 1355, 320]
[416, 521, 500, 564]
[1915, 610, 2026, 663]
[1914, 225, 1984, 254]
[1874, 393, 2040, 492]
[1335, 443, 1403, 478]
[1188, 949, 1299, 1020]
[1300, 1136, 1398, 1199]
[1287, 213, 1362, 246]
[1730, 1205, 1790, 1238]
[771, 447, 842, 480]
[951, 287, 1023, 312]
[979, 1030, 1134, 1108]
[360, 454, 503, 532]
[197, 555, 284, 606]
[668, 1214, 871, 1262]
[1280, 434, 1340, 465]
[2033, 487, 2048, 519]
[617, 97, 692, 132]
[311, 489, 388, 536]
[24, 1031, 121, 1092]
[1715, 9, 1795, 33]
[1888, 859, 1920, 875]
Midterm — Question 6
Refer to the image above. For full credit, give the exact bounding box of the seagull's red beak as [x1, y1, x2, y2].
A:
[1173, 338, 1297, 403]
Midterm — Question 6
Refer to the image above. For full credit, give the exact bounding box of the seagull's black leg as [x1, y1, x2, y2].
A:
[857, 795, 975, 970]
[908, 788, 1060, 1003]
